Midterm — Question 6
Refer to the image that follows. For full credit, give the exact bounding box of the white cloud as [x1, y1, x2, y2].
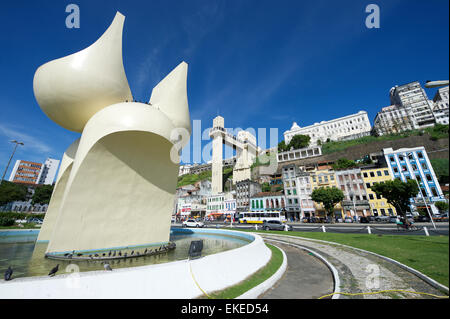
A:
[0, 124, 53, 154]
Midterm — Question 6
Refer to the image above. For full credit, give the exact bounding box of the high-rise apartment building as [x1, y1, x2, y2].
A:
[372, 104, 414, 136]
[432, 86, 449, 125]
[383, 146, 445, 215]
[389, 81, 435, 129]
[9, 158, 60, 185]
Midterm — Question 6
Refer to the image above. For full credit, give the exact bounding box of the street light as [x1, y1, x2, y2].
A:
[403, 152, 436, 230]
[0, 140, 24, 186]
[424, 80, 449, 88]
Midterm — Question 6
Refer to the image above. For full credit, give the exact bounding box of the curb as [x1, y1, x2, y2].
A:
[260, 233, 449, 295]
[236, 244, 287, 299]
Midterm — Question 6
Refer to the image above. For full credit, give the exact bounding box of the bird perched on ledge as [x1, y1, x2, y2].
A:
[103, 262, 112, 271]
[4, 266, 13, 281]
[48, 264, 59, 277]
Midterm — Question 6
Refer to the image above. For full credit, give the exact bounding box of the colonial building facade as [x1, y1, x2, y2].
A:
[284, 111, 371, 146]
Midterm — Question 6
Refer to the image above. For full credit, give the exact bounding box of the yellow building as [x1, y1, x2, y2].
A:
[361, 167, 397, 217]
[309, 166, 343, 218]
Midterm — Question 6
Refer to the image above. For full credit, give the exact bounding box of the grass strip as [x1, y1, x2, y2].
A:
[206, 243, 283, 299]
[235, 229, 449, 288]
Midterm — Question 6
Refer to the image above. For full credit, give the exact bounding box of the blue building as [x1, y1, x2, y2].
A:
[383, 147, 446, 215]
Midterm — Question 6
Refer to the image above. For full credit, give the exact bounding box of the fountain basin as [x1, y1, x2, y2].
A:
[0, 228, 271, 298]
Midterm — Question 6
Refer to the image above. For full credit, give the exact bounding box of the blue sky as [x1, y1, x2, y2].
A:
[0, 0, 448, 178]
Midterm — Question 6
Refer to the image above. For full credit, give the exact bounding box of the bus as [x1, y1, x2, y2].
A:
[237, 211, 286, 224]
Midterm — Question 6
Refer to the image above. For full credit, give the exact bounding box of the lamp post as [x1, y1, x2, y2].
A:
[0, 140, 24, 186]
[424, 80, 449, 88]
[404, 152, 436, 230]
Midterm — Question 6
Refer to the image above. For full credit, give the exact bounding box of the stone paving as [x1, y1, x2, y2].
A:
[260, 234, 448, 299]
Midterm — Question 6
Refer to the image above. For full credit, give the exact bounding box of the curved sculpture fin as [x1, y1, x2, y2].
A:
[149, 62, 191, 134]
[33, 12, 133, 133]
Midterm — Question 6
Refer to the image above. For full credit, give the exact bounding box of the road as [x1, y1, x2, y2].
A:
[173, 222, 449, 236]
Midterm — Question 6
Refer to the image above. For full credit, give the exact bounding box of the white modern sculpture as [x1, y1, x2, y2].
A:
[33, 12, 191, 256]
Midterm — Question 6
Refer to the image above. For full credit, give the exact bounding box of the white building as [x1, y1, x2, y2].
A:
[432, 86, 449, 125]
[389, 81, 435, 129]
[373, 104, 414, 136]
[36, 158, 60, 185]
[206, 192, 235, 219]
[284, 111, 371, 146]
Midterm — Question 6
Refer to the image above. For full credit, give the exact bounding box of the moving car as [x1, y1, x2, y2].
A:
[262, 220, 292, 231]
[182, 219, 204, 228]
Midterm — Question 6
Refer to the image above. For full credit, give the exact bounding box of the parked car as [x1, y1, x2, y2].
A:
[432, 213, 448, 222]
[374, 216, 389, 223]
[414, 215, 430, 223]
[262, 220, 292, 231]
[389, 216, 397, 223]
[28, 218, 43, 224]
[359, 217, 370, 223]
[344, 217, 353, 223]
[171, 216, 176, 223]
[182, 219, 204, 228]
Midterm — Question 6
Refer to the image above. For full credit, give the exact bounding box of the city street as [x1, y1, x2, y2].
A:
[173, 222, 449, 237]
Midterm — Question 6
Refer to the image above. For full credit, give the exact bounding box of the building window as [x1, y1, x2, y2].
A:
[377, 171, 382, 176]
[417, 152, 424, 159]
[431, 187, 438, 197]
[370, 172, 375, 177]
[426, 174, 432, 182]
[369, 194, 374, 200]
[421, 163, 428, 170]
[393, 167, 398, 173]
[363, 172, 368, 178]
[380, 209, 386, 216]
[384, 170, 389, 176]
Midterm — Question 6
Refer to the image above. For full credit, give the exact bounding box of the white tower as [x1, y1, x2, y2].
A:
[211, 116, 224, 194]
[209, 116, 259, 195]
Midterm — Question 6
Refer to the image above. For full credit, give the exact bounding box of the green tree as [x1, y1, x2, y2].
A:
[278, 140, 288, 152]
[311, 187, 344, 223]
[435, 201, 449, 214]
[261, 182, 271, 192]
[332, 158, 357, 170]
[32, 184, 54, 205]
[430, 158, 449, 184]
[370, 179, 419, 217]
[0, 181, 27, 206]
[288, 134, 310, 150]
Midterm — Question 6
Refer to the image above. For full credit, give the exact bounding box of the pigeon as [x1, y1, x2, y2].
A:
[48, 264, 59, 277]
[94, 254, 99, 257]
[131, 250, 134, 256]
[77, 253, 83, 257]
[113, 251, 116, 257]
[144, 248, 148, 254]
[108, 251, 111, 257]
[4, 266, 13, 281]
[103, 263, 112, 271]
[124, 253, 128, 258]
[118, 251, 122, 257]
[102, 253, 106, 257]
